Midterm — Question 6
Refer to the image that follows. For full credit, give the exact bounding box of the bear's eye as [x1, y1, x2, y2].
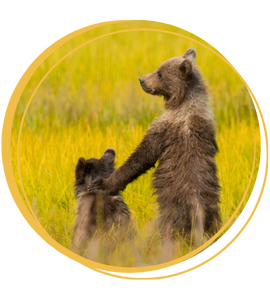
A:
[157, 71, 162, 78]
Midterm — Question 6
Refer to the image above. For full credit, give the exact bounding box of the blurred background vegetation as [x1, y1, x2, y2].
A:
[11, 21, 260, 267]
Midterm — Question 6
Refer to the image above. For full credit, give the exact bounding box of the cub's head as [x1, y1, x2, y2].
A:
[74, 148, 115, 194]
[139, 48, 199, 102]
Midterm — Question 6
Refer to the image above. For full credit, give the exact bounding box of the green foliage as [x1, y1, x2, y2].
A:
[11, 21, 260, 266]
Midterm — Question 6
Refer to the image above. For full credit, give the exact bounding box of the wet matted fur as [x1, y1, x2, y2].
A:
[88, 49, 221, 245]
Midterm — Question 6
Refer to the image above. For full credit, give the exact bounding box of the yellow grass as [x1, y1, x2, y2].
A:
[11, 21, 260, 267]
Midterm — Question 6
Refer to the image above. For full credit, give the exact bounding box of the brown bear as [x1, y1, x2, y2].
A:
[88, 48, 221, 246]
[72, 148, 131, 255]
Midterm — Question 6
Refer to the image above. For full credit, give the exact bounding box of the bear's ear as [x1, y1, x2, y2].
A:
[183, 48, 196, 63]
[77, 157, 86, 167]
[179, 59, 192, 78]
[75, 157, 86, 179]
[100, 148, 115, 165]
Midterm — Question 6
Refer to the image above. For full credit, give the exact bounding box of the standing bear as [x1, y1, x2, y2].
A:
[89, 48, 221, 245]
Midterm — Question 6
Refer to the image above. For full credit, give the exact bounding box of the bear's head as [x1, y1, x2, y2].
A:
[139, 48, 201, 107]
[74, 148, 115, 193]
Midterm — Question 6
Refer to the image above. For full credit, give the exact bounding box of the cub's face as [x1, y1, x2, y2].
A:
[75, 148, 115, 188]
[139, 48, 196, 99]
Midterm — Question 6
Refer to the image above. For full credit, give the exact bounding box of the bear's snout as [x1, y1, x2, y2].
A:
[139, 77, 145, 85]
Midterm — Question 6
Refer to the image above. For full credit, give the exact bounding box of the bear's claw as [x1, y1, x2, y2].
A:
[87, 179, 105, 193]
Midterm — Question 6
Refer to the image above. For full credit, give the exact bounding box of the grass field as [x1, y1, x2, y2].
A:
[11, 21, 260, 267]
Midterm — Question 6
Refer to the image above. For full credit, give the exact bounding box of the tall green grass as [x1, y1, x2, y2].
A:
[11, 21, 260, 266]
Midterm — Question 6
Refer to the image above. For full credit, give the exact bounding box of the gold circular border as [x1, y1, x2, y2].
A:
[2, 20, 268, 280]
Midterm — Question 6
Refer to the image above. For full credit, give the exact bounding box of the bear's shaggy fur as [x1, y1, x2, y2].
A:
[72, 148, 131, 254]
[88, 49, 221, 245]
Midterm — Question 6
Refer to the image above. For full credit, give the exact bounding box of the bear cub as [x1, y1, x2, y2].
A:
[89, 48, 221, 246]
[72, 148, 131, 254]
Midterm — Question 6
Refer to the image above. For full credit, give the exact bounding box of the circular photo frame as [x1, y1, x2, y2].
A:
[2, 20, 267, 279]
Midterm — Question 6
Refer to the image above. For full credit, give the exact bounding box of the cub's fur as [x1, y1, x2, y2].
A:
[72, 148, 131, 254]
[89, 49, 221, 245]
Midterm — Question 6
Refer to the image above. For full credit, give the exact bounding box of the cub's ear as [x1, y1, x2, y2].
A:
[183, 48, 196, 63]
[77, 157, 86, 167]
[75, 157, 86, 179]
[179, 59, 192, 78]
[100, 148, 115, 165]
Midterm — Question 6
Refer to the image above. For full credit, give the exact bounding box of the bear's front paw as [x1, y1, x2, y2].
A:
[87, 178, 106, 193]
